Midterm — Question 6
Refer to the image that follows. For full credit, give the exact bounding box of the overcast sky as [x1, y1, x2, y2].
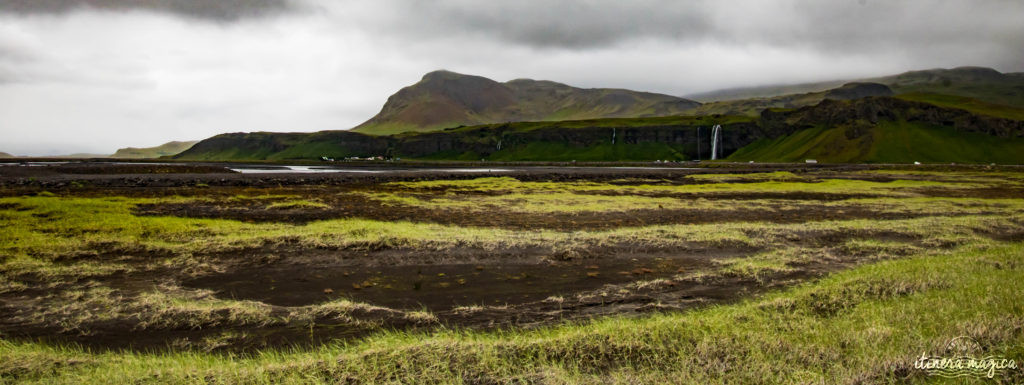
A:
[1, 0, 1022, 155]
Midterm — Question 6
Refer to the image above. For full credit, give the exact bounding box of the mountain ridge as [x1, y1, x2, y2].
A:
[689, 66, 1024, 105]
[352, 70, 701, 135]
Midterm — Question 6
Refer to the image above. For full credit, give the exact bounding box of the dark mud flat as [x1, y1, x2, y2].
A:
[137, 198, 961, 230]
[0, 161, 869, 191]
[185, 256, 706, 310]
[0, 162, 234, 177]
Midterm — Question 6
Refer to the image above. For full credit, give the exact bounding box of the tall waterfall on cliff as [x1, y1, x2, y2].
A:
[710, 124, 722, 160]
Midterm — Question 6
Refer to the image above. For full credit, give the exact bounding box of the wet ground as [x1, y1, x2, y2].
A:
[184, 255, 707, 310]
[0, 160, 862, 190]
[134, 195, 961, 230]
[2, 160, 1022, 352]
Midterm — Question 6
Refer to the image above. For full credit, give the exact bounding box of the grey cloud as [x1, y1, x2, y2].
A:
[0, 46, 31, 84]
[0, 0, 298, 21]
[378, 0, 713, 49]
[367, 0, 1024, 66]
[2, 0, 1023, 156]
[405, 0, 712, 49]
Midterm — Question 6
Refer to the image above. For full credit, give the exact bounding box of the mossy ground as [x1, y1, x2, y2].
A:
[2, 167, 1023, 383]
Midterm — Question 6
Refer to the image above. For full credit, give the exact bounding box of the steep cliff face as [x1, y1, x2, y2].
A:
[178, 119, 760, 161]
[392, 122, 761, 160]
[175, 97, 1024, 162]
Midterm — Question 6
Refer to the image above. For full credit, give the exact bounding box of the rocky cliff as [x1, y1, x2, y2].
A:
[175, 97, 1024, 162]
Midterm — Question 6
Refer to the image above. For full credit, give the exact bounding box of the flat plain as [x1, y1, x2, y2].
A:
[1, 162, 1022, 384]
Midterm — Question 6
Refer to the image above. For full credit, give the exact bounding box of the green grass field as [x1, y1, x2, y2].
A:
[3, 241, 1022, 384]
[2, 168, 1023, 383]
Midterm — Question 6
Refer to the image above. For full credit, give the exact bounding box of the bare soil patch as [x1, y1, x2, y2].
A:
[183, 254, 712, 310]
[133, 195, 952, 230]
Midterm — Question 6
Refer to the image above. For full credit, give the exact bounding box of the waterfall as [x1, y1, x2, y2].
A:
[710, 124, 722, 160]
[612, 127, 616, 144]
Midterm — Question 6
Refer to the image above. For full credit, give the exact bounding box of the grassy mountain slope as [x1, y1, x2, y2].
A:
[895, 92, 1024, 121]
[691, 82, 894, 117]
[728, 120, 1024, 164]
[874, 66, 1024, 107]
[691, 66, 1024, 105]
[689, 67, 1024, 122]
[686, 79, 848, 102]
[111, 141, 198, 159]
[426, 115, 753, 135]
[0, 152, 14, 158]
[730, 96, 1024, 164]
[354, 66, 1020, 137]
[352, 70, 701, 135]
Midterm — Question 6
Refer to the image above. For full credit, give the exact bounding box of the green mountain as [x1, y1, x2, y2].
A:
[111, 141, 198, 159]
[691, 82, 895, 117]
[728, 97, 1024, 164]
[871, 66, 1024, 107]
[728, 120, 1024, 164]
[690, 66, 1024, 104]
[686, 79, 849, 102]
[688, 67, 1024, 120]
[351, 70, 701, 135]
[0, 152, 14, 158]
[894, 92, 1024, 121]
[177, 95, 1024, 164]
[177, 66, 1024, 164]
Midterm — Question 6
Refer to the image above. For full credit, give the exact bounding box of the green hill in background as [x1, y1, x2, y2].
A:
[111, 141, 198, 159]
[894, 92, 1024, 121]
[686, 67, 1024, 118]
[727, 121, 1024, 164]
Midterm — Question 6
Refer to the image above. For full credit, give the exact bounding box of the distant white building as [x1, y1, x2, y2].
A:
[805, 159, 818, 164]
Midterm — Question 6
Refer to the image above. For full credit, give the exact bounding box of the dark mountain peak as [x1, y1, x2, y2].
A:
[948, 66, 1004, 77]
[421, 69, 478, 82]
[353, 71, 700, 135]
[415, 70, 508, 96]
[889, 66, 1007, 85]
[505, 78, 570, 87]
[824, 82, 894, 100]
